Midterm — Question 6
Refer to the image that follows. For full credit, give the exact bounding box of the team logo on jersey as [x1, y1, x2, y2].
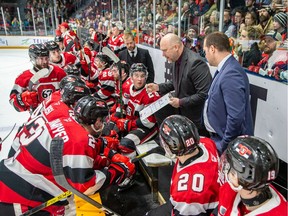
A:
[235, 143, 252, 159]
[162, 123, 171, 135]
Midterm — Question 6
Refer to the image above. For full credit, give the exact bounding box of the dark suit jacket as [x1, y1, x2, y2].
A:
[118, 47, 155, 83]
[207, 55, 253, 153]
[158, 47, 212, 129]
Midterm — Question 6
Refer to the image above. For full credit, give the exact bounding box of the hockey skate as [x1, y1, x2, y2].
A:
[117, 176, 136, 192]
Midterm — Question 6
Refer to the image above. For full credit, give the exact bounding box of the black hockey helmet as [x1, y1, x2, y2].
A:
[130, 63, 148, 78]
[224, 136, 279, 190]
[159, 115, 200, 157]
[44, 40, 59, 51]
[110, 61, 130, 75]
[74, 95, 109, 125]
[95, 52, 113, 67]
[61, 82, 91, 106]
[54, 35, 63, 42]
[64, 64, 81, 76]
[59, 75, 85, 90]
[28, 43, 49, 63]
[84, 39, 99, 51]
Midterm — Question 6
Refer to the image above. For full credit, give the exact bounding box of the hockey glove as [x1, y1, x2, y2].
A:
[103, 147, 129, 163]
[110, 112, 122, 123]
[85, 80, 96, 89]
[21, 91, 38, 108]
[109, 162, 135, 184]
[101, 136, 120, 151]
[116, 118, 132, 132]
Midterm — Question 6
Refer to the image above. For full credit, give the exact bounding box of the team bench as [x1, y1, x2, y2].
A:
[136, 140, 174, 204]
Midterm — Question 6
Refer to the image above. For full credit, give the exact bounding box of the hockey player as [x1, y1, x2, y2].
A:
[146, 114, 220, 216]
[59, 22, 81, 53]
[55, 35, 65, 52]
[110, 61, 132, 113]
[44, 40, 78, 69]
[8, 81, 91, 157]
[90, 53, 116, 107]
[112, 63, 160, 158]
[9, 43, 67, 112]
[214, 136, 287, 216]
[107, 21, 126, 54]
[0, 95, 135, 215]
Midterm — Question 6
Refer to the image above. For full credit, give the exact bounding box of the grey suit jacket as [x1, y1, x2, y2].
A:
[159, 47, 212, 128]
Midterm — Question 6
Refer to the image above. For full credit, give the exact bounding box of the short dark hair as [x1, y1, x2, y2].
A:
[204, 32, 230, 52]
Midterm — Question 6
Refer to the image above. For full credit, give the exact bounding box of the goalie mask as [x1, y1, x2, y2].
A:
[159, 115, 200, 158]
[221, 136, 279, 191]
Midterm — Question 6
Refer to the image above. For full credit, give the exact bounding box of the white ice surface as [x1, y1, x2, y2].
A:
[0, 49, 31, 160]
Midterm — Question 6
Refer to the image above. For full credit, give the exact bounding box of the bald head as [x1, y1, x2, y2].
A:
[160, 33, 182, 47]
[160, 33, 184, 62]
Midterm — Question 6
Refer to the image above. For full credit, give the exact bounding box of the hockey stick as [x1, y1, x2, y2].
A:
[102, 47, 124, 118]
[132, 145, 165, 163]
[0, 123, 16, 151]
[20, 191, 72, 216]
[50, 137, 120, 216]
[28, 68, 50, 113]
[28, 68, 50, 91]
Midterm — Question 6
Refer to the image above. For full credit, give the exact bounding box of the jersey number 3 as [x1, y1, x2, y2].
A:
[178, 173, 204, 192]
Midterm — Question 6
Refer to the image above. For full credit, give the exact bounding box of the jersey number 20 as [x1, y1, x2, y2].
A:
[178, 173, 204, 192]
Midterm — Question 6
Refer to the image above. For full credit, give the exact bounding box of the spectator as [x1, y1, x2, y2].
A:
[146, 115, 220, 216]
[203, 32, 253, 154]
[239, 26, 263, 67]
[257, 6, 274, 34]
[146, 33, 212, 136]
[256, 30, 286, 80]
[119, 32, 155, 83]
[223, 9, 237, 38]
[273, 12, 287, 40]
[215, 136, 286, 215]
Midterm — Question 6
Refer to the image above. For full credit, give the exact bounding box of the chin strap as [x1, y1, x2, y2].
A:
[241, 187, 272, 207]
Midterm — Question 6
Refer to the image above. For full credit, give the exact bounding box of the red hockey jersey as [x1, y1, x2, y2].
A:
[9, 65, 66, 112]
[50, 52, 78, 69]
[107, 33, 125, 53]
[170, 137, 220, 216]
[0, 115, 107, 214]
[217, 183, 287, 216]
[123, 85, 160, 130]
[93, 68, 116, 107]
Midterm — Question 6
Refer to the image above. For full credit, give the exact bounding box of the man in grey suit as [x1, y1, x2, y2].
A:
[118, 32, 155, 83]
[146, 33, 212, 136]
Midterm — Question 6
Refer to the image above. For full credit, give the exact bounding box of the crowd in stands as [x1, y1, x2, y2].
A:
[0, 0, 87, 34]
[1, 0, 287, 81]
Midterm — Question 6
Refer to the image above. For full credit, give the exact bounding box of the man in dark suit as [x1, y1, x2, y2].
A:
[203, 32, 254, 154]
[146, 33, 212, 136]
[118, 32, 155, 83]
